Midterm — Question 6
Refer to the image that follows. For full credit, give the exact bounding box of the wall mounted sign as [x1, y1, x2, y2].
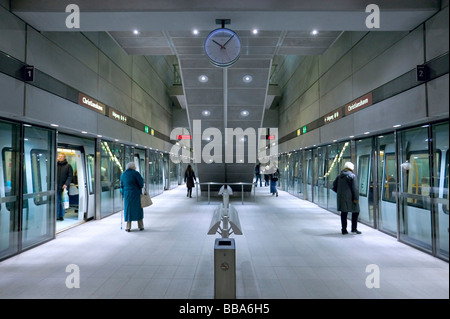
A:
[109, 108, 127, 123]
[78, 93, 106, 115]
[24, 65, 34, 82]
[344, 92, 372, 115]
[323, 109, 342, 124]
[416, 65, 429, 81]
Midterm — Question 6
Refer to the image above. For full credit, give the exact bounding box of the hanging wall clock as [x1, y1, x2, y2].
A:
[205, 28, 241, 67]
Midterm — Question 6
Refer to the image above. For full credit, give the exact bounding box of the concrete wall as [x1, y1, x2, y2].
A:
[0, 5, 175, 151]
[276, 6, 449, 153]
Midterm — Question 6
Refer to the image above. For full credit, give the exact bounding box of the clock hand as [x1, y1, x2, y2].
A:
[212, 39, 225, 49]
[223, 34, 235, 47]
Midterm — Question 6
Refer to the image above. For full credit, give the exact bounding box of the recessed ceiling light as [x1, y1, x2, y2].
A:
[202, 110, 210, 116]
[364, 131, 370, 134]
[193, 29, 199, 35]
[81, 131, 87, 134]
[252, 29, 258, 35]
[241, 110, 249, 117]
[50, 124, 59, 127]
[133, 29, 140, 35]
[243, 75, 253, 83]
[311, 29, 318, 35]
[198, 75, 208, 83]
[393, 124, 402, 128]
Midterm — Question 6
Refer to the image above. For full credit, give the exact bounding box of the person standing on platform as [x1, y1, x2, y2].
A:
[120, 162, 144, 232]
[56, 153, 73, 221]
[254, 163, 262, 187]
[184, 164, 196, 198]
[270, 167, 280, 197]
[332, 161, 361, 235]
[264, 165, 270, 186]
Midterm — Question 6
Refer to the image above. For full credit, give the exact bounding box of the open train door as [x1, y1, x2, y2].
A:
[56, 146, 88, 231]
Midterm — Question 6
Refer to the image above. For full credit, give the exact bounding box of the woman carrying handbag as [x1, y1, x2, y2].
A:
[120, 162, 145, 232]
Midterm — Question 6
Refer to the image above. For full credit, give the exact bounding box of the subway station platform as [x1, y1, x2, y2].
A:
[0, 185, 448, 299]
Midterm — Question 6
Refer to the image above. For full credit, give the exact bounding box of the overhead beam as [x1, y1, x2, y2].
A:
[12, 0, 439, 32]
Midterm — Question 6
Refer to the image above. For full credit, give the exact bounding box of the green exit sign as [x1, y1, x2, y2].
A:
[302, 126, 307, 134]
[144, 126, 149, 133]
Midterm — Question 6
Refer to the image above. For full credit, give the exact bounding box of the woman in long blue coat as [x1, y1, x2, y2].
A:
[120, 162, 144, 232]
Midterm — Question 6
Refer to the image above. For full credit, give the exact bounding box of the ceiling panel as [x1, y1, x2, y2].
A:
[181, 69, 223, 88]
[227, 88, 267, 106]
[185, 88, 223, 105]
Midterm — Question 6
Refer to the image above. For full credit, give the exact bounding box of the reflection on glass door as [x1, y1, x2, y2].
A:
[0, 121, 20, 260]
[295, 153, 303, 198]
[22, 126, 55, 249]
[312, 149, 319, 204]
[432, 122, 449, 260]
[100, 141, 124, 218]
[316, 147, 327, 208]
[305, 150, 313, 201]
[326, 141, 351, 213]
[398, 127, 432, 252]
[377, 134, 397, 235]
[355, 138, 374, 226]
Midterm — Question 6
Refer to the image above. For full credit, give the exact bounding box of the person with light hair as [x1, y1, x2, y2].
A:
[120, 162, 144, 232]
[332, 161, 361, 235]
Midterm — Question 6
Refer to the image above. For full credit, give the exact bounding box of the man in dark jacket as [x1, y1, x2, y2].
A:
[332, 161, 361, 235]
[56, 153, 73, 221]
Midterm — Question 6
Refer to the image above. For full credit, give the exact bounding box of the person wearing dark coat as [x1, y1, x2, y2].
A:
[120, 162, 144, 232]
[269, 167, 280, 197]
[56, 153, 73, 221]
[332, 161, 361, 235]
[254, 163, 262, 187]
[184, 164, 196, 198]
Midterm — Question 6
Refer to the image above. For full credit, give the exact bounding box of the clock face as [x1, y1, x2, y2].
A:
[205, 28, 241, 67]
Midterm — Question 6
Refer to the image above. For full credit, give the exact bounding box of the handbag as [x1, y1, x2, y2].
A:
[140, 192, 153, 208]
